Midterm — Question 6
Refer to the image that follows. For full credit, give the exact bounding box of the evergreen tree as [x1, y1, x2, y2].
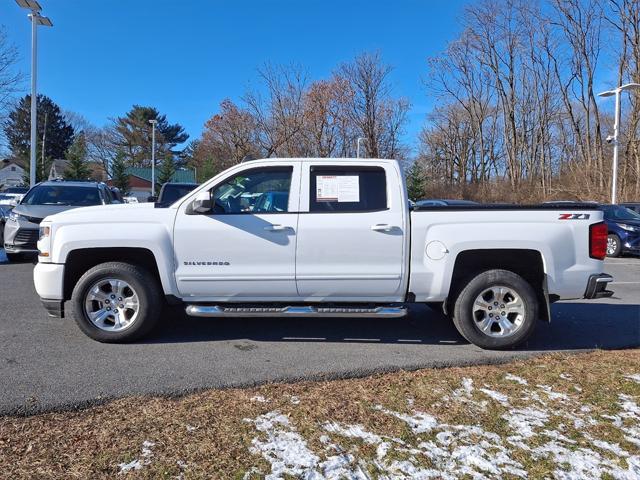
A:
[113, 105, 188, 166]
[157, 154, 176, 186]
[110, 150, 130, 194]
[64, 133, 91, 180]
[405, 161, 425, 201]
[5, 94, 75, 182]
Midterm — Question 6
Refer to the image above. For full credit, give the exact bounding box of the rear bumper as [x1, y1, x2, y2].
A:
[583, 273, 614, 299]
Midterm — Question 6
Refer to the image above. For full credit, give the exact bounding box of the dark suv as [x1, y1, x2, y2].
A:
[3, 181, 116, 261]
[600, 204, 640, 257]
[150, 182, 199, 207]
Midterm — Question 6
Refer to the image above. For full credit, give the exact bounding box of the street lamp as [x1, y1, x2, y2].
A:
[356, 137, 365, 158]
[148, 119, 158, 197]
[598, 82, 640, 204]
[15, 0, 53, 188]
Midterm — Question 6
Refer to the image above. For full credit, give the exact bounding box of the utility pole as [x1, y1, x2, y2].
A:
[15, 0, 53, 188]
[356, 137, 365, 158]
[149, 119, 158, 197]
[598, 83, 640, 204]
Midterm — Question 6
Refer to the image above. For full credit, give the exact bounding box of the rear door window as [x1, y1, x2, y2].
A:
[309, 166, 387, 213]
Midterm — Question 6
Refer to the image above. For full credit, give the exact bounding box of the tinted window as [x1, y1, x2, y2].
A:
[161, 184, 198, 204]
[21, 185, 102, 206]
[211, 168, 292, 214]
[309, 167, 387, 213]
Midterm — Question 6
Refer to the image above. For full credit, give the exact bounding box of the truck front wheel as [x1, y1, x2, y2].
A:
[452, 269, 538, 350]
[70, 261, 162, 343]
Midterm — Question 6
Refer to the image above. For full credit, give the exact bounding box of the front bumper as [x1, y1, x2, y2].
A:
[4, 222, 39, 253]
[583, 273, 614, 299]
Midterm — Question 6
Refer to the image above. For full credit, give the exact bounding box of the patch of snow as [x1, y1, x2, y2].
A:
[479, 387, 510, 406]
[537, 384, 570, 402]
[374, 405, 438, 434]
[250, 395, 269, 403]
[559, 373, 573, 380]
[118, 440, 155, 474]
[624, 374, 640, 384]
[503, 407, 549, 439]
[186, 425, 197, 432]
[289, 395, 300, 405]
[247, 411, 320, 479]
[323, 422, 382, 444]
[505, 373, 528, 385]
[591, 439, 629, 457]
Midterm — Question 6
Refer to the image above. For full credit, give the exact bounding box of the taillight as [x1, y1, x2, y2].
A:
[589, 222, 607, 260]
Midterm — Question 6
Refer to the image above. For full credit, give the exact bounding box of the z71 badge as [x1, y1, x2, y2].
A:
[558, 213, 591, 220]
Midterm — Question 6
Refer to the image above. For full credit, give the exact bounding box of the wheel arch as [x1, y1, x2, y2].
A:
[63, 247, 167, 301]
[446, 248, 549, 322]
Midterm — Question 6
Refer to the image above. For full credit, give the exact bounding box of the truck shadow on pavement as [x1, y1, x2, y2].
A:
[146, 302, 640, 351]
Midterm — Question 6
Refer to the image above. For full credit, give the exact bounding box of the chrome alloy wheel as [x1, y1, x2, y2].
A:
[606, 237, 618, 256]
[472, 286, 525, 338]
[84, 278, 140, 332]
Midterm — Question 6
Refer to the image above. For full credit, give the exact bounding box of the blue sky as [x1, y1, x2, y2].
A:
[1, 0, 469, 151]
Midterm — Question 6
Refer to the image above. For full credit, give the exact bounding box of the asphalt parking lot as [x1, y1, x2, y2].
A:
[0, 251, 638, 415]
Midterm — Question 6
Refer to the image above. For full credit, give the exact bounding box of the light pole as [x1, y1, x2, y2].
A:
[598, 82, 640, 204]
[149, 119, 157, 197]
[15, 0, 53, 188]
[356, 137, 365, 158]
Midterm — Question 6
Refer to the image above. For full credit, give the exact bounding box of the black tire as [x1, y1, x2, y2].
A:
[606, 234, 622, 257]
[452, 269, 539, 350]
[5, 252, 24, 262]
[70, 261, 162, 343]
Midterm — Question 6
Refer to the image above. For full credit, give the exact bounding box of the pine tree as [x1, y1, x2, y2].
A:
[157, 154, 176, 186]
[405, 161, 425, 201]
[111, 150, 130, 194]
[64, 133, 91, 180]
[5, 94, 75, 182]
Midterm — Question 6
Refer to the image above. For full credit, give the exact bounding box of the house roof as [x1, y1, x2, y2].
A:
[126, 167, 196, 184]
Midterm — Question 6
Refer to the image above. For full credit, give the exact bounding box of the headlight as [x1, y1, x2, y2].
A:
[8, 211, 21, 222]
[617, 223, 639, 232]
[39, 225, 50, 240]
[37, 224, 52, 259]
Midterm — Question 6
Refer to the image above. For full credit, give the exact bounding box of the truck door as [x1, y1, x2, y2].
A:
[295, 163, 407, 301]
[173, 163, 300, 300]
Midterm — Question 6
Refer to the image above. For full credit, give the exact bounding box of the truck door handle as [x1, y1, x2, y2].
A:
[264, 224, 289, 232]
[371, 224, 395, 232]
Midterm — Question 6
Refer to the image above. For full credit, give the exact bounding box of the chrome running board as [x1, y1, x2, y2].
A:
[185, 305, 407, 318]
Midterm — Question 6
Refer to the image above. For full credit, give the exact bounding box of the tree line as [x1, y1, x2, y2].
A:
[1, 0, 639, 203]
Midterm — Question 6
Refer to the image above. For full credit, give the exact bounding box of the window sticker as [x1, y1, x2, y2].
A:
[316, 175, 360, 203]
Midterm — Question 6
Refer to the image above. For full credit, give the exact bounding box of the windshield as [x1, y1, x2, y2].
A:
[601, 204, 640, 222]
[161, 184, 198, 204]
[21, 185, 102, 206]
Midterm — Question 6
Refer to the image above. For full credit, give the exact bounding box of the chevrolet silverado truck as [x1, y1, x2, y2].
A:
[33, 158, 613, 349]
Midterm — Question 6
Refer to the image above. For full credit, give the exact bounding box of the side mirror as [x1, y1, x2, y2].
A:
[147, 195, 157, 203]
[187, 190, 212, 214]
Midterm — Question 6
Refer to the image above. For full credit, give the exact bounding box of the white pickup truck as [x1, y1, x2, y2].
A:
[33, 158, 613, 349]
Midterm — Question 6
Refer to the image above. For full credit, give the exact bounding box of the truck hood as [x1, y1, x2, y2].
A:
[43, 202, 168, 224]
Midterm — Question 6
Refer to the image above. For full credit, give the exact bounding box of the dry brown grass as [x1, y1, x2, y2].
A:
[1, 349, 639, 479]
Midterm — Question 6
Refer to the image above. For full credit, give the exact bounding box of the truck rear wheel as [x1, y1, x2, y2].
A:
[70, 262, 162, 343]
[452, 269, 538, 349]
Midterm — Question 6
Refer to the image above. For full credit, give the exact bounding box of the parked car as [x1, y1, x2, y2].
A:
[599, 204, 640, 257]
[620, 202, 640, 215]
[0, 192, 24, 206]
[416, 199, 479, 207]
[34, 158, 612, 349]
[2, 186, 29, 195]
[3, 181, 117, 262]
[0, 205, 11, 245]
[123, 196, 139, 204]
[148, 182, 199, 206]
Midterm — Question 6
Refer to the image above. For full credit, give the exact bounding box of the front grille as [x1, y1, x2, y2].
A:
[14, 228, 38, 248]
[24, 215, 43, 225]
